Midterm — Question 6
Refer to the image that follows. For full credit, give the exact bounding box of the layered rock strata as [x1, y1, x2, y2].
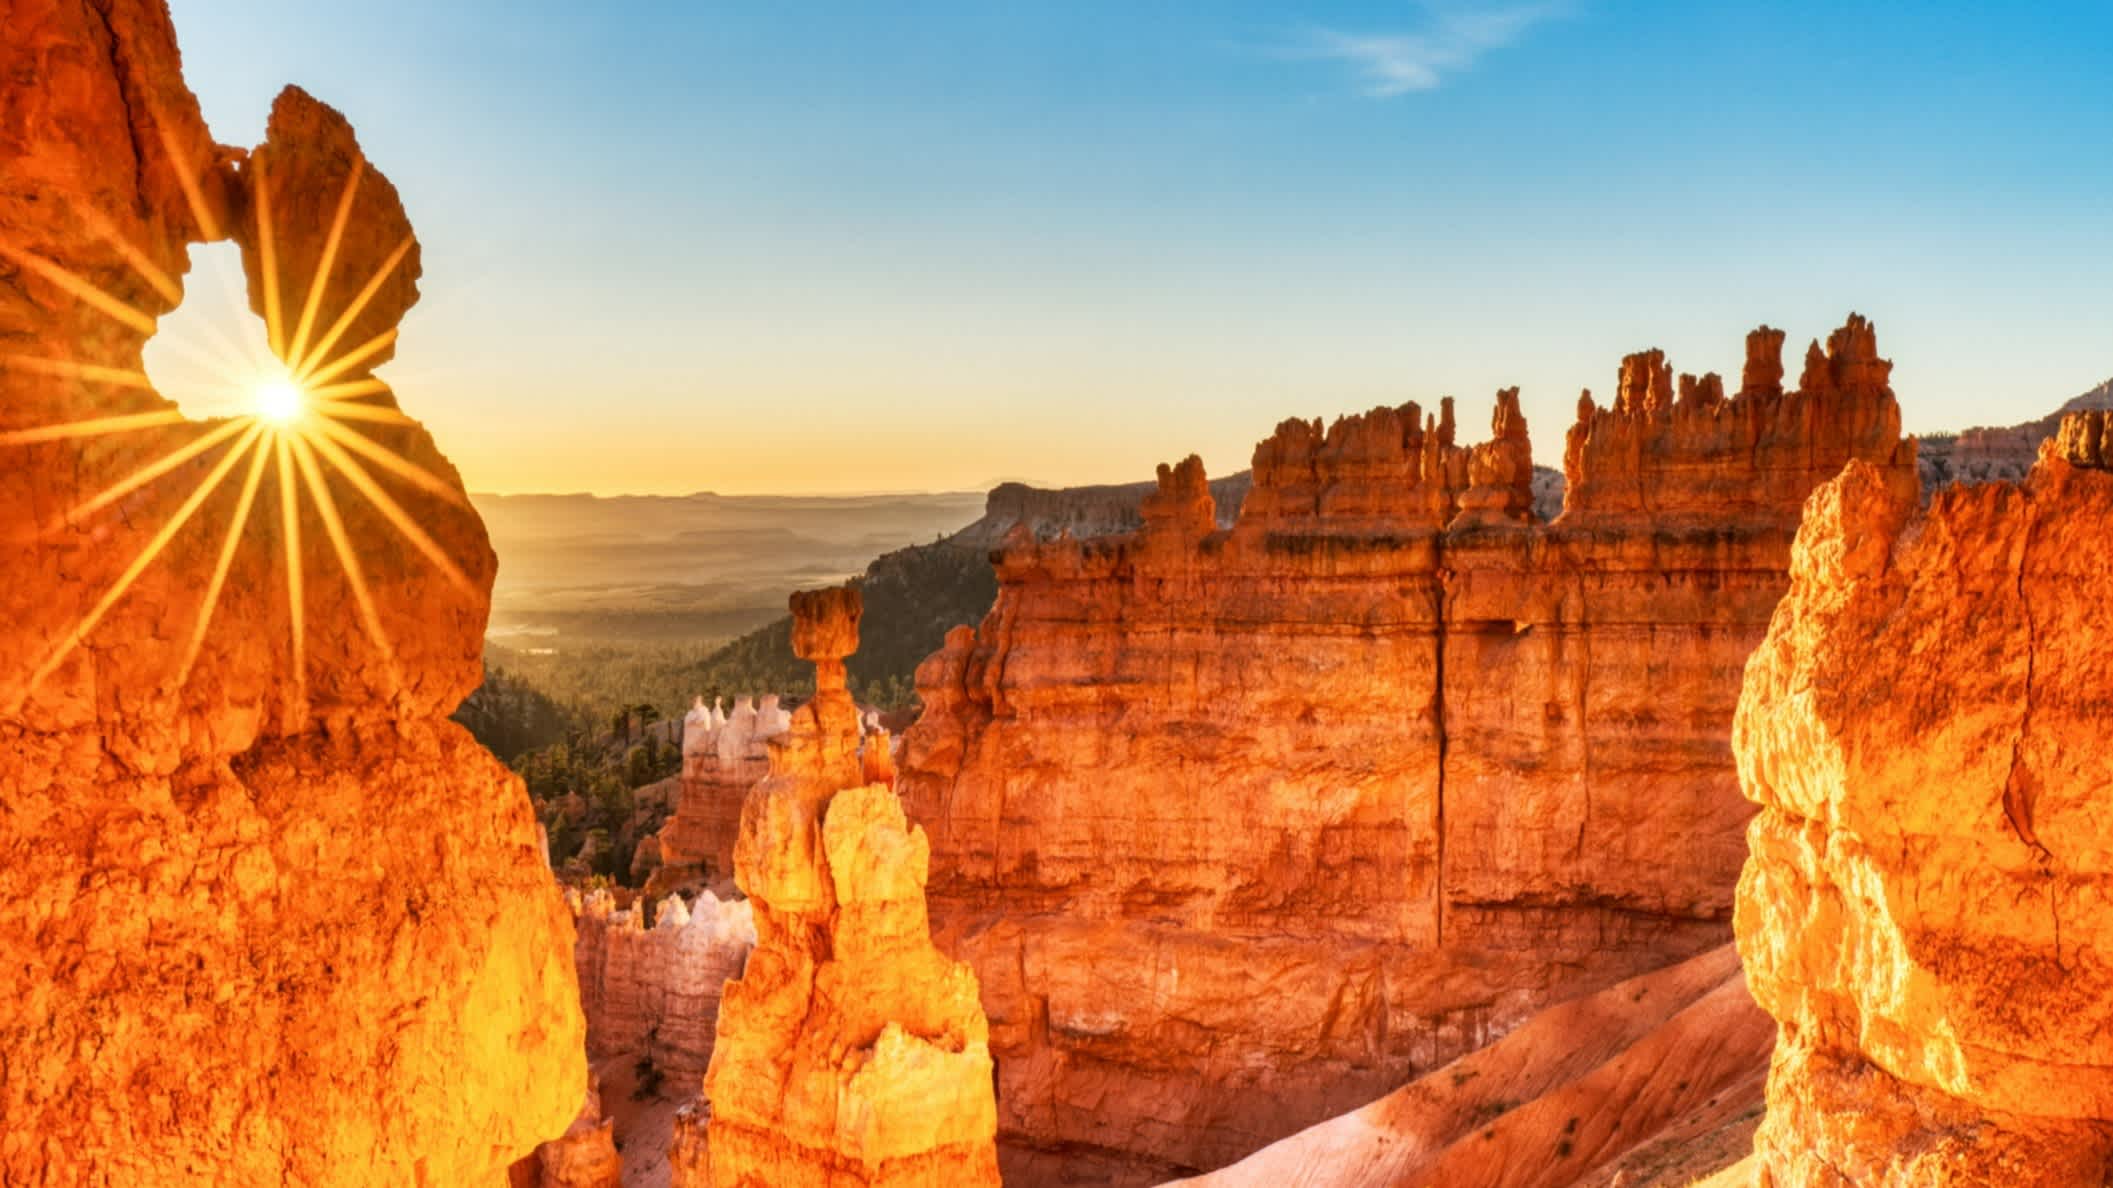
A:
[571, 888, 757, 1081]
[1732, 411, 2113, 1185]
[0, 3, 583, 1182]
[684, 586, 1000, 1187]
[901, 319, 1917, 1181]
[651, 694, 792, 893]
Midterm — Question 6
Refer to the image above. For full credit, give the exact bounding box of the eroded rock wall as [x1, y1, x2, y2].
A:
[1733, 413, 2113, 1185]
[684, 586, 1000, 1188]
[651, 696, 785, 894]
[0, 3, 583, 1182]
[570, 887, 755, 1081]
[900, 320, 1916, 1182]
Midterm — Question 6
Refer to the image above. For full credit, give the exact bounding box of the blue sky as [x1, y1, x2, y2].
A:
[163, 1, 2113, 494]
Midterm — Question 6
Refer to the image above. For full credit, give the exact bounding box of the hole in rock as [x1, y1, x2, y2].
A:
[143, 241, 302, 422]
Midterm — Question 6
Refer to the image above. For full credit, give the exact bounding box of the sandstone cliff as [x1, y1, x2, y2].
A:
[683, 586, 1000, 1187]
[1730, 411, 2113, 1184]
[900, 320, 1916, 1182]
[571, 887, 756, 1082]
[650, 694, 792, 894]
[1917, 376, 2113, 492]
[0, 2, 582, 1182]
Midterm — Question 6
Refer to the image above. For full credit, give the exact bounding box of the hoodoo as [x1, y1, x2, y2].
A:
[0, 2, 583, 1182]
[1731, 411, 2113, 1184]
[901, 319, 1917, 1181]
[681, 585, 1001, 1187]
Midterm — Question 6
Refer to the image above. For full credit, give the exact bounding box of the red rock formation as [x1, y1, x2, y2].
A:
[571, 888, 756, 1081]
[1168, 945, 1771, 1188]
[1732, 413, 2113, 1185]
[0, 3, 582, 1182]
[653, 695, 791, 894]
[901, 319, 1916, 1182]
[683, 585, 1000, 1187]
[531, 1078, 627, 1188]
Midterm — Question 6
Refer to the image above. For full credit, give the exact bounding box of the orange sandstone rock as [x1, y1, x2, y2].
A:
[0, 3, 582, 1183]
[682, 586, 1000, 1188]
[571, 888, 757, 1081]
[533, 1077, 627, 1188]
[1733, 415, 2113, 1185]
[1168, 945, 1771, 1188]
[901, 319, 1916, 1182]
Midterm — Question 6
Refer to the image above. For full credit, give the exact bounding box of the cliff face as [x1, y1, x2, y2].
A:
[900, 320, 1916, 1181]
[1733, 412, 2113, 1185]
[953, 475, 1252, 548]
[652, 695, 790, 894]
[1917, 377, 2113, 492]
[0, 3, 582, 1183]
[683, 586, 1000, 1188]
[571, 888, 756, 1081]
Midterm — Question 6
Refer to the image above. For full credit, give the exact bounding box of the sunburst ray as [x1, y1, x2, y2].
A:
[310, 400, 416, 428]
[286, 433, 400, 689]
[274, 430, 308, 712]
[0, 405, 186, 446]
[24, 422, 265, 695]
[301, 326, 399, 390]
[0, 237, 159, 337]
[252, 157, 288, 360]
[52, 416, 253, 534]
[296, 237, 413, 382]
[309, 416, 469, 509]
[147, 96, 225, 243]
[308, 378, 392, 403]
[302, 426, 476, 595]
[175, 431, 275, 688]
[287, 157, 365, 372]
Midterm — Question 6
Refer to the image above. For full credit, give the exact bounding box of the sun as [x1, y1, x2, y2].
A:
[255, 376, 306, 424]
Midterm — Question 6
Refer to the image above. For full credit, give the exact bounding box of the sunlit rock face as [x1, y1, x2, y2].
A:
[1168, 945, 1772, 1188]
[681, 586, 1001, 1188]
[652, 694, 789, 895]
[1733, 412, 2113, 1185]
[0, 2, 583, 1182]
[901, 320, 1916, 1182]
[571, 887, 756, 1081]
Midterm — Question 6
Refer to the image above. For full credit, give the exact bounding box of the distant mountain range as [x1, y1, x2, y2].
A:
[477, 378, 2110, 680]
[471, 489, 985, 645]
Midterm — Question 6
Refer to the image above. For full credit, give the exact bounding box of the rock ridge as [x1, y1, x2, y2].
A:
[901, 317, 1916, 1183]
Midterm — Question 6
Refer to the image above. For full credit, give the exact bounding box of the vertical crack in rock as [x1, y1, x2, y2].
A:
[899, 317, 1916, 1182]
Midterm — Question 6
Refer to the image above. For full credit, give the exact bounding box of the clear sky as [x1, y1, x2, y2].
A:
[161, 1, 2113, 496]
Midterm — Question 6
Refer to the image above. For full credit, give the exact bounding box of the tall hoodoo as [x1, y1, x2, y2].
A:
[691, 584, 1000, 1188]
[901, 319, 1918, 1183]
[1733, 413, 2113, 1184]
[0, 2, 583, 1183]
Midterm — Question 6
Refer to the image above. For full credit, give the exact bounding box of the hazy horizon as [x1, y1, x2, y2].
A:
[159, 1, 2113, 497]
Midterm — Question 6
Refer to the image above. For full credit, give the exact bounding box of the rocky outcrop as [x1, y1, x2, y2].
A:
[1168, 945, 1771, 1188]
[682, 585, 1000, 1187]
[571, 888, 757, 1081]
[901, 320, 1916, 1182]
[0, 3, 582, 1183]
[1917, 377, 2113, 492]
[953, 474, 1252, 547]
[650, 694, 793, 893]
[1732, 411, 2113, 1185]
[529, 1078, 626, 1188]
